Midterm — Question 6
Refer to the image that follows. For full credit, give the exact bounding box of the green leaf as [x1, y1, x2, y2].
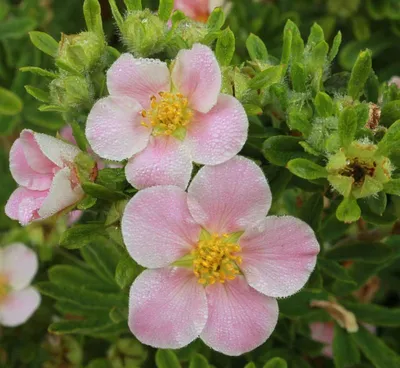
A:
[0, 87, 22, 116]
[49, 318, 128, 336]
[263, 136, 312, 167]
[246, 33, 268, 62]
[365, 191, 387, 215]
[328, 31, 342, 62]
[115, 256, 143, 290]
[158, 0, 174, 22]
[291, 34, 304, 63]
[244, 363, 257, 368]
[249, 65, 284, 89]
[0, 17, 37, 40]
[216, 28, 235, 66]
[108, 0, 124, 29]
[29, 31, 59, 57]
[156, 350, 181, 368]
[82, 182, 126, 201]
[310, 40, 329, 69]
[83, 0, 104, 38]
[281, 20, 296, 70]
[336, 197, 361, 223]
[288, 109, 311, 135]
[207, 7, 225, 30]
[287, 159, 328, 179]
[24, 85, 50, 103]
[315, 92, 333, 117]
[291, 62, 306, 92]
[347, 49, 372, 100]
[351, 325, 400, 368]
[124, 0, 142, 11]
[338, 107, 357, 148]
[332, 323, 360, 368]
[342, 302, 400, 327]
[307, 23, 325, 47]
[378, 120, 400, 156]
[325, 241, 393, 263]
[299, 193, 324, 232]
[189, 354, 209, 368]
[20, 67, 57, 78]
[380, 100, 400, 127]
[60, 224, 107, 250]
[264, 357, 288, 368]
[384, 178, 400, 196]
[318, 258, 356, 284]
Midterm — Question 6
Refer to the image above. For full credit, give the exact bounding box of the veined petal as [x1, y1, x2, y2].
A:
[187, 156, 271, 234]
[200, 276, 278, 356]
[129, 268, 208, 349]
[172, 44, 221, 113]
[0, 243, 38, 291]
[240, 216, 319, 298]
[122, 185, 201, 268]
[107, 54, 171, 109]
[86, 96, 150, 161]
[125, 136, 192, 190]
[185, 94, 248, 165]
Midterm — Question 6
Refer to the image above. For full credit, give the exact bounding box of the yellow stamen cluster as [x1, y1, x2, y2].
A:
[0, 274, 9, 302]
[141, 92, 193, 136]
[192, 233, 242, 286]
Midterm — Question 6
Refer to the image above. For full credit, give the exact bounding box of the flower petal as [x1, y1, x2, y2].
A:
[5, 187, 47, 226]
[38, 167, 84, 219]
[200, 276, 278, 356]
[86, 96, 150, 161]
[122, 185, 200, 268]
[125, 136, 192, 190]
[9, 138, 53, 190]
[310, 322, 334, 357]
[0, 243, 38, 290]
[0, 287, 41, 327]
[19, 130, 57, 173]
[185, 94, 248, 165]
[33, 132, 81, 168]
[129, 267, 208, 349]
[171, 44, 221, 113]
[187, 156, 271, 233]
[240, 216, 320, 298]
[107, 54, 171, 109]
[174, 0, 209, 18]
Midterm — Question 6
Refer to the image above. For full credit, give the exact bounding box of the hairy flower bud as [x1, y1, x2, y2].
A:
[49, 76, 92, 108]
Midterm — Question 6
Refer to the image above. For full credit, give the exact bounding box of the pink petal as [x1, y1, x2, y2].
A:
[310, 322, 334, 357]
[5, 187, 47, 226]
[121, 186, 200, 268]
[0, 287, 41, 327]
[174, 0, 209, 18]
[107, 54, 171, 109]
[200, 276, 278, 356]
[9, 139, 53, 190]
[185, 94, 248, 165]
[1, 243, 38, 291]
[129, 267, 208, 349]
[86, 96, 150, 161]
[171, 44, 221, 113]
[240, 216, 319, 298]
[125, 136, 192, 190]
[187, 156, 271, 233]
[38, 167, 84, 219]
[60, 125, 76, 144]
[19, 130, 57, 173]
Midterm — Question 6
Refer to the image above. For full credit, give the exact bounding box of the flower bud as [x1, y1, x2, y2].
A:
[121, 10, 166, 57]
[49, 76, 92, 108]
[57, 32, 105, 72]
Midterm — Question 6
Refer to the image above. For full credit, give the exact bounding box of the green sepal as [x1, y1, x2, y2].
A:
[336, 196, 361, 223]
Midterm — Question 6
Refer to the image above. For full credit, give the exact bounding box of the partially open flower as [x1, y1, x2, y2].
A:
[86, 43, 248, 190]
[173, 0, 230, 22]
[0, 243, 40, 327]
[5, 129, 88, 225]
[327, 141, 392, 199]
[121, 156, 320, 355]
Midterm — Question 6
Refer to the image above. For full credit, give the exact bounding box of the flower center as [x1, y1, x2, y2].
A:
[0, 274, 10, 302]
[192, 233, 242, 285]
[141, 92, 193, 138]
[339, 159, 376, 186]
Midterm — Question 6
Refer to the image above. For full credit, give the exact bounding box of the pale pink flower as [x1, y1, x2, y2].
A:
[86, 43, 248, 190]
[388, 76, 400, 88]
[0, 243, 40, 327]
[122, 156, 320, 355]
[310, 322, 376, 358]
[6, 129, 85, 225]
[174, 0, 230, 22]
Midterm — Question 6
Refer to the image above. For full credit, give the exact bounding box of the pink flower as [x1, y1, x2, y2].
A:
[174, 0, 229, 22]
[122, 156, 320, 355]
[86, 43, 248, 190]
[388, 76, 400, 88]
[0, 243, 40, 327]
[5, 129, 85, 225]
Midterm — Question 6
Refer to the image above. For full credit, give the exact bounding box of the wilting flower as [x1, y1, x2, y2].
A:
[0, 243, 40, 327]
[121, 156, 319, 355]
[6, 129, 87, 225]
[86, 43, 248, 190]
[173, 0, 230, 22]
